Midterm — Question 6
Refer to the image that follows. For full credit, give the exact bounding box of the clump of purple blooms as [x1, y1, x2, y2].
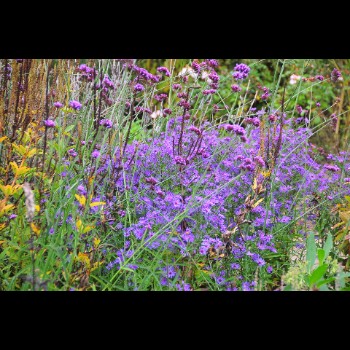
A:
[331, 68, 342, 82]
[69, 100, 82, 111]
[232, 63, 250, 80]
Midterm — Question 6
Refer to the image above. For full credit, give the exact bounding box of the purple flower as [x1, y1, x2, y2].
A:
[91, 150, 100, 158]
[163, 266, 177, 279]
[67, 149, 77, 157]
[246, 117, 260, 127]
[192, 61, 201, 73]
[269, 114, 277, 122]
[54, 102, 63, 108]
[178, 99, 191, 109]
[69, 100, 82, 110]
[157, 66, 170, 77]
[315, 75, 324, 81]
[331, 68, 342, 82]
[215, 276, 226, 285]
[316, 102, 321, 107]
[134, 83, 145, 92]
[102, 75, 115, 89]
[296, 105, 303, 114]
[242, 282, 252, 291]
[77, 185, 87, 195]
[220, 123, 246, 136]
[154, 93, 168, 102]
[49, 228, 54, 235]
[44, 119, 56, 128]
[174, 156, 188, 166]
[176, 282, 192, 291]
[232, 63, 250, 80]
[100, 119, 113, 128]
[206, 59, 219, 68]
[208, 71, 219, 83]
[231, 84, 242, 92]
[9, 214, 17, 220]
[254, 156, 265, 167]
[324, 164, 340, 172]
[188, 125, 202, 135]
[172, 84, 182, 90]
[163, 108, 172, 115]
[203, 89, 216, 95]
[231, 263, 241, 270]
[267, 266, 273, 274]
[127, 264, 138, 270]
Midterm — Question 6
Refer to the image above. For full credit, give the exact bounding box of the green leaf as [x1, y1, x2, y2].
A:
[317, 249, 325, 265]
[323, 234, 333, 259]
[283, 284, 293, 291]
[336, 271, 350, 290]
[316, 277, 335, 287]
[309, 264, 328, 285]
[318, 284, 330, 291]
[65, 125, 75, 133]
[306, 232, 317, 272]
[313, 116, 322, 125]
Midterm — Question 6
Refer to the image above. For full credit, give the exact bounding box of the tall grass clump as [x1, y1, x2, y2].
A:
[1, 58, 350, 291]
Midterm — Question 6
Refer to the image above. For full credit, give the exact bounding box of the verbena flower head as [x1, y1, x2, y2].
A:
[102, 74, 115, 89]
[91, 150, 100, 158]
[54, 102, 63, 108]
[157, 66, 170, 77]
[232, 63, 250, 80]
[331, 68, 342, 82]
[206, 59, 219, 68]
[100, 119, 113, 128]
[44, 120, 56, 128]
[134, 83, 145, 92]
[296, 105, 303, 114]
[69, 100, 82, 110]
[231, 84, 242, 92]
[163, 108, 172, 115]
[203, 89, 216, 95]
[67, 149, 78, 157]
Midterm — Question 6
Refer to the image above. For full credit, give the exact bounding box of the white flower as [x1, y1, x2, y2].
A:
[201, 71, 212, 83]
[150, 110, 162, 119]
[290, 74, 301, 85]
[178, 66, 198, 79]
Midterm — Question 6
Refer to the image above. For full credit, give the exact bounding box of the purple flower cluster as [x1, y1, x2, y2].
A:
[100, 119, 113, 128]
[232, 63, 250, 80]
[231, 84, 242, 92]
[331, 68, 342, 82]
[69, 100, 82, 111]
[44, 120, 56, 128]
[134, 83, 145, 92]
[132, 65, 160, 84]
[157, 66, 170, 77]
[78, 64, 96, 81]
[154, 93, 168, 102]
[54, 101, 63, 109]
[92, 110, 350, 291]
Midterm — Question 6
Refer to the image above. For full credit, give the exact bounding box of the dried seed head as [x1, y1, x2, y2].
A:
[22, 182, 35, 222]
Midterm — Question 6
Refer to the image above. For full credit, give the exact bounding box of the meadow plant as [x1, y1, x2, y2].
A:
[0, 58, 349, 291]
